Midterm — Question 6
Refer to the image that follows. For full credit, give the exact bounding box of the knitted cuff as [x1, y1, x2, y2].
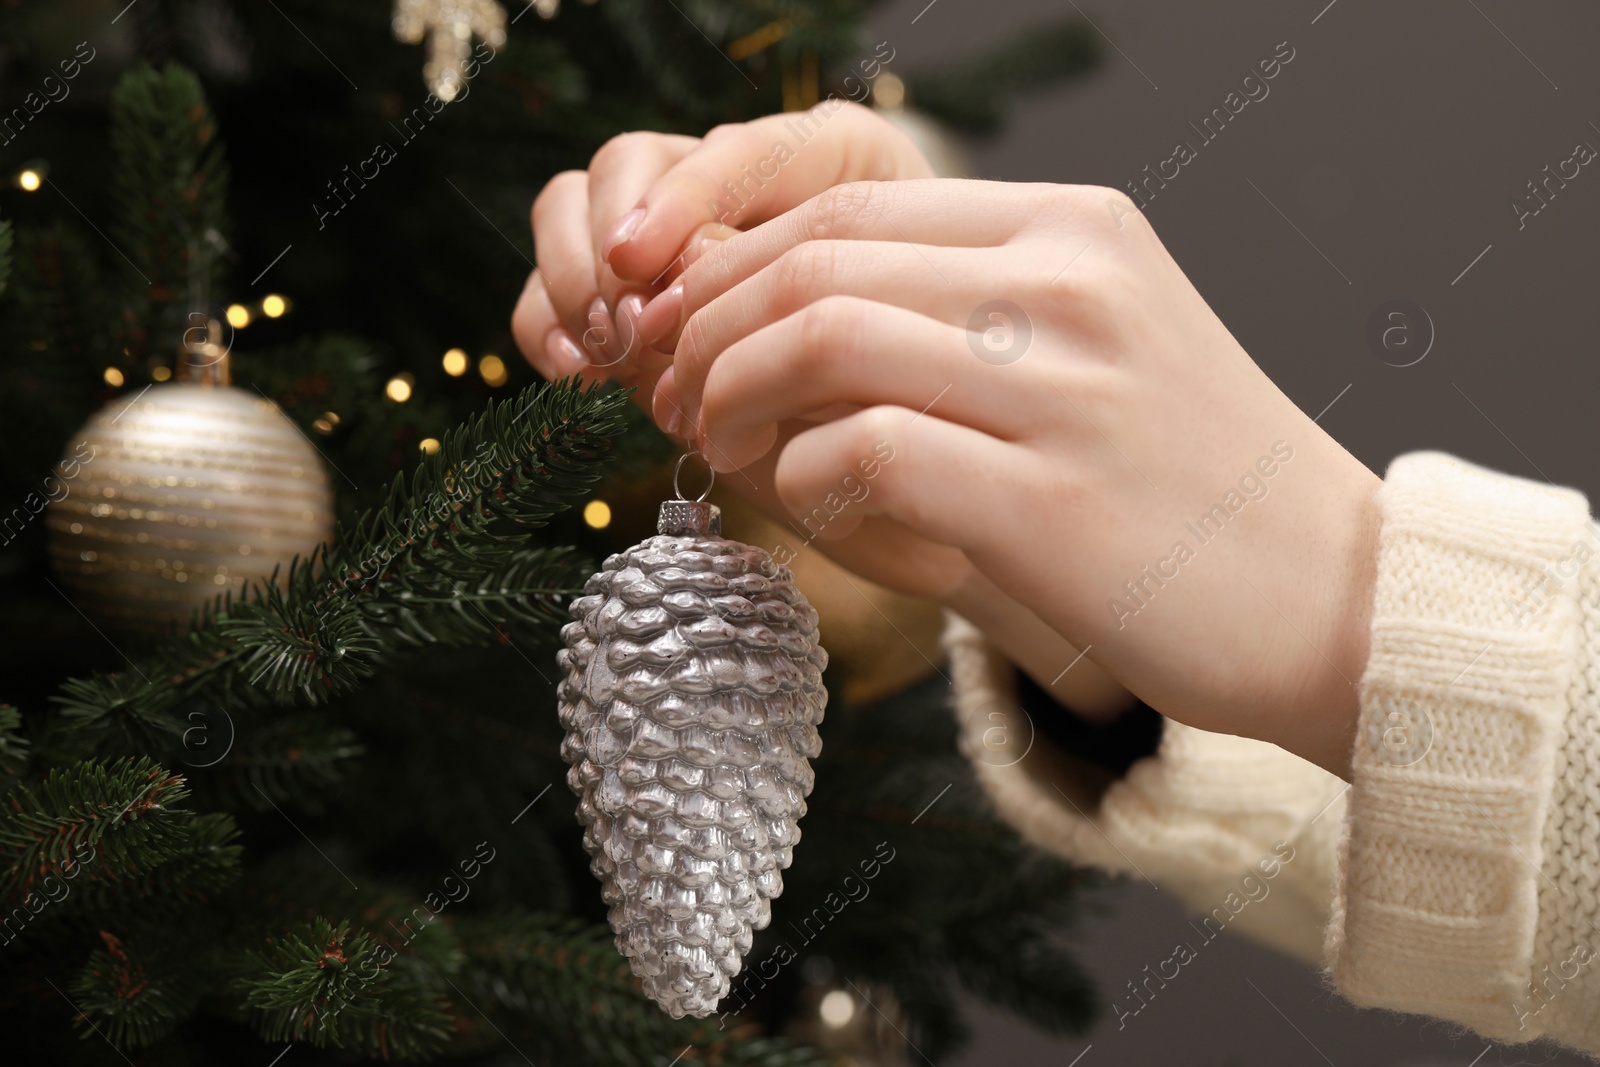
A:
[1327, 451, 1592, 1038]
[944, 611, 1346, 963]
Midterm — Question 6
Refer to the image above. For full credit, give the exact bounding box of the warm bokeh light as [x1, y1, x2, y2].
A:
[873, 71, 907, 110]
[478, 354, 508, 387]
[261, 294, 288, 318]
[18, 169, 42, 192]
[103, 367, 125, 387]
[441, 348, 469, 376]
[385, 375, 414, 403]
[151, 365, 173, 381]
[582, 499, 612, 529]
[819, 990, 855, 1028]
[419, 437, 441, 454]
[225, 304, 251, 329]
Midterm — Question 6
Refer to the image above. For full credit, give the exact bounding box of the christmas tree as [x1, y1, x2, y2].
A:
[0, 2, 1102, 1062]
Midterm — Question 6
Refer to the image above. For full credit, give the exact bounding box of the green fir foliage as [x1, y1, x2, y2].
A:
[0, 3, 1102, 1063]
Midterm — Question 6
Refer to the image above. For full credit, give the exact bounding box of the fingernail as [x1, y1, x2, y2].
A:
[616, 293, 647, 361]
[637, 283, 684, 348]
[601, 207, 646, 263]
[695, 416, 714, 468]
[545, 327, 586, 375]
[652, 367, 683, 437]
[682, 236, 721, 267]
[617, 292, 645, 331]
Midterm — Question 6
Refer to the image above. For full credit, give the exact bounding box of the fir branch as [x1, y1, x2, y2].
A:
[65, 811, 242, 915]
[51, 378, 629, 728]
[0, 757, 193, 904]
[109, 62, 229, 362]
[0, 225, 116, 488]
[458, 913, 830, 1067]
[360, 544, 592, 648]
[236, 334, 385, 431]
[0, 705, 28, 784]
[234, 916, 455, 1060]
[69, 929, 207, 1049]
[216, 714, 364, 810]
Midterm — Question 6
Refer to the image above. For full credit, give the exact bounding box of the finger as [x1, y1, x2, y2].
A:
[511, 269, 558, 375]
[672, 415, 977, 601]
[645, 179, 1055, 348]
[774, 406, 1023, 553]
[588, 132, 699, 308]
[604, 101, 936, 282]
[673, 241, 1016, 422]
[654, 220, 739, 290]
[697, 297, 1019, 472]
[511, 270, 588, 381]
[531, 170, 603, 343]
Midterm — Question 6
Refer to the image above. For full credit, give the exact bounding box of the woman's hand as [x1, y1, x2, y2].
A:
[511, 108, 1134, 725]
[509, 104, 977, 599]
[650, 178, 1383, 777]
[510, 101, 936, 397]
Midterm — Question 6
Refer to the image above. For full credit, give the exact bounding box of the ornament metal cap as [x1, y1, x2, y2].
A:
[180, 316, 232, 386]
[659, 452, 720, 536]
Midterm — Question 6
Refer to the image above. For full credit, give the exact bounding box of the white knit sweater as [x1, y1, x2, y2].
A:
[946, 451, 1600, 1058]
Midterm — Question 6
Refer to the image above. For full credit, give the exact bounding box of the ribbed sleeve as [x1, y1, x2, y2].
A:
[1327, 450, 1594, 1046]
[944, 612, 1346, 964]
[947, 449, 1600, 1059]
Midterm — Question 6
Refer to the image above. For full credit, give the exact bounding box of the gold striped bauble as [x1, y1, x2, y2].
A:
[46, 381, 335, 635]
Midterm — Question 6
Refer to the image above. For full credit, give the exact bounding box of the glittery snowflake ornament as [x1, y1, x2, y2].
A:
[391, 0, 506, 101]
[556, 457, 828, 1018]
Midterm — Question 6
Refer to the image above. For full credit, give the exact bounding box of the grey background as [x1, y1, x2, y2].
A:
[859, 1, 1600, 1064]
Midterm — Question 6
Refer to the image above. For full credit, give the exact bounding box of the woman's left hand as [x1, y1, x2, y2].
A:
[646, 178, 1384, 778]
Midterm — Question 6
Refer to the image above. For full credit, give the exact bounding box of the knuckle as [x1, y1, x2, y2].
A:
[589, 131, 646, 170]
[804, 182, 878, 241]
[857, 407, 904, 466]
[773, 242, 841, 299]
[795, 296, 865, 366]
[532, 169, 585, 225]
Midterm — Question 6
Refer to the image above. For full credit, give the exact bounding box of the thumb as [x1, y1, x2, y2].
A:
[603, 100, 934, 283]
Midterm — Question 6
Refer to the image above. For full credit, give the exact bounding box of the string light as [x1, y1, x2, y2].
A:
[583, 499, 612, 529]
[261, 294, 288, 318]
[312, 411, 342, 434]
[225, 304, 251, 329]
[18, 169, 41, 192]
[478, 354, 507, 387]
[152, 366, 172, 381]
[419, 437, 441, 454]
[818, 989, 854, 1028]
[385, 374, 414, 403]
[441, 348, 469, 376]
[872, 71, 907, 110]
[103, 367, 125, 387]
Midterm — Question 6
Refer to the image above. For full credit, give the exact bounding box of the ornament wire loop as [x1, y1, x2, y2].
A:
[673, 451, 714, 503]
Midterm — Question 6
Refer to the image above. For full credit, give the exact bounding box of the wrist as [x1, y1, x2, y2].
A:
[945, 570, 1134, 724]
[1292, 463, 1384, 779]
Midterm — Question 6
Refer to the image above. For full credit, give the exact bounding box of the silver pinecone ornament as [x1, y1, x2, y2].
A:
[556, 459, 828, 1018]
